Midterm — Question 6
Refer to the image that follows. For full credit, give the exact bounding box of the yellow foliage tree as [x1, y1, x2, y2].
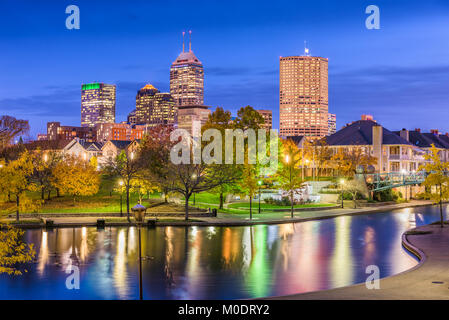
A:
[419, 144, 449, 228]
[130, 171, 159, 204]
[331, 147, 377, 176]
[0, 224, 35, 275]
[239, 163, 258, 219]
[51, 154, 100, 203]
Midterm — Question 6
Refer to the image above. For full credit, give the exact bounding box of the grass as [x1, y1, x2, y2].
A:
[227, 203, 333, 209]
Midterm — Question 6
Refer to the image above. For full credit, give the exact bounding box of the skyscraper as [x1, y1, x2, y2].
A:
[256, 109, 273, 130]
[81, 83, 116, 127]
[328, 113, 336, 135]
[135, 84, 176, 126]
[279, 48, 329, 138]
[170, 31, 204, 107]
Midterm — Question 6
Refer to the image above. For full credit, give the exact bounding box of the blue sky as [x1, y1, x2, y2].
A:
[0, 0, 448, 138]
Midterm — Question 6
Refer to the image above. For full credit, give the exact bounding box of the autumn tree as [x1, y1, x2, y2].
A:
[31, 149, 62, 200]
[238, 164, 259, 219]
[342, 178, 367, 209]
[331, 147, 377, 176]
[103, 150, 140, 220]
[419, 144, 449, 228]
[0, 224, 35, 275]
[130, 170, 159, 204]
[278, 138, 304, 218]
[51, 154, 100, 204]
[0, 116, 29, 151]
[2, 151, 39, 221]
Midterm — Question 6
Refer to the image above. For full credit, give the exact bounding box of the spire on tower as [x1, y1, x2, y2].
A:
[189, 30, 192, 52]
[182, 31, 185, 53]
[304, 40, 310, 56]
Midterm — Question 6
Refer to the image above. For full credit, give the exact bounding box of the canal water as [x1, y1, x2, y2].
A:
[1, 205, 448, 300]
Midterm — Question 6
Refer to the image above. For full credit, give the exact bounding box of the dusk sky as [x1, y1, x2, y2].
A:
[0, 0, 448, 138]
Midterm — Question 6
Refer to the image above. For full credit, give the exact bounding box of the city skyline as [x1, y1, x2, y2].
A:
[1, 0, 448, 138]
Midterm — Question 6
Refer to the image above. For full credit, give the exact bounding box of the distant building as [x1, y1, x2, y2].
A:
[63, 138, 103, 161]
[47, 122, 95, 142]
[100, 140, 140, 165]
[279, 48, 329, 139]
[95, 122, 147, 143]
[170, 31, 204, 107]
[135, 84, 176, 126]
[177, 105, 211, 136]
[81, 83, 116, 127]
[37, 134, 47, 141]
[328, 113, 336, 135]
[257, 110, 273, 130]
[127, 109, 137, 125]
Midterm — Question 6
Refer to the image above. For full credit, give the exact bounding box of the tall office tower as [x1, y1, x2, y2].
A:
[170, 31, 204, 107]
[279, 48, 329, 138]
[81, 83, 116, 127]
[256, 109, 273, 130]
[177, 105, 211, 137]
[135, 84, 176, 126]
[328, 113, 336, 135]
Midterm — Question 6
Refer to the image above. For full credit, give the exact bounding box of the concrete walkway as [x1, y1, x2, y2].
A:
[269, 223, 449, 300]
[3, 200, 436, 227]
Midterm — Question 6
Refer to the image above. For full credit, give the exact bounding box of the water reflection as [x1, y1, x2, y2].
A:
[1, 205, 448, 300]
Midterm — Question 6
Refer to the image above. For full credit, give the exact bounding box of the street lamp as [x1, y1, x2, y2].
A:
[340, 179, 345, 208]
[258, 180, 263, 214]
[132, 204, 146, 301]
[119, 180, 124, 216]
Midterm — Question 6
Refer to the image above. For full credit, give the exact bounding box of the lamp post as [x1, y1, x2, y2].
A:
[119, 180, 124, 216]
[258, 180, 263, 214]
[132, 204, 146, 301]
[286, 155, 294, 218]
[340, 179, 345, 208]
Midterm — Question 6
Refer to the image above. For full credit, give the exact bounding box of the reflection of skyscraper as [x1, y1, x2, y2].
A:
[81, 83, 116, 127]
[135, 84, 176, 126]
[170, 31, 204, 107]
[279, 48, 329, 138]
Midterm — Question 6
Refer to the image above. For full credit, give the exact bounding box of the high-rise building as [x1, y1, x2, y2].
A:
[279, 49, 329, 138]
[81, 83, 116, 127]
[256, 109, 273, 131]
[127, 109, 137, 125]
[328, 113, 336, 135]
[177, 105, 211, 137]
[170, 31, 204, 107]
[135, 84, 176, 126]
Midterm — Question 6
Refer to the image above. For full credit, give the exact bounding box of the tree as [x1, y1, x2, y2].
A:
[3, 151, 39, 221]
[331, 147, 377, 176]
[130, 171, 159, 204]
[419, 144, 449, 228]
[31, 149, 62, 200]
[342, 178, 367, 209]
[103, 150, 140, 221]
[239, 163, 259, 219]
[0, 224, 35, 275]
[278, 139, 304, 218]
[0, 116, 29, 151]
[51, 154, 100, 204]
[234, 106, 265, 130]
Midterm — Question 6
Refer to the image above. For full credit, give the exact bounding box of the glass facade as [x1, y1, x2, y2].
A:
[135, 84, 176, 126]
[81, 83, 116, 127]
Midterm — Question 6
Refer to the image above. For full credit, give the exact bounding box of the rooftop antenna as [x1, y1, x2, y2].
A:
[189, 30, 192, 52]
[304, 40, 310, 56]
[182, 31, 185, 53]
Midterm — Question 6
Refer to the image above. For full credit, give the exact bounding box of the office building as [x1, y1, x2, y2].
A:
[81, 83, 116, 127]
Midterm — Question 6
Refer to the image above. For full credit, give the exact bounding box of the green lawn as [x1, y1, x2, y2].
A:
[227, 203, 333, 209]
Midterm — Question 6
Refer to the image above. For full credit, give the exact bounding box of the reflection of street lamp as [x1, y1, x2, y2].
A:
[132, 204, 146, 301]
[340, 179, 345, 208]
[119, 180, 124, 216]
[258, 180, 263, 214]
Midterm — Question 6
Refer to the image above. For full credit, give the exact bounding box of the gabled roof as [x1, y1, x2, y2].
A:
[438, 134, 449, 146]
[326, 120, 411, 146]
[283, 136, 305, 145]
[104, 140, 133, 150]
[393, 131, 449, 149]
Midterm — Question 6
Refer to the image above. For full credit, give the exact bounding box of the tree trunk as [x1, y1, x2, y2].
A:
[41, 187, 45, 200]
[439, 184, 444, 228]
[353, 194, 357, 209]
[185, 194, 190, 221]
[249, 197, 252, 220]
[291, 193, 294, 218]
[47, 190, 51, 200]
[16, 195, 19, 222]
[56, 188, 60, 197]
[219, 192, 224, 210]
[126, 185, 130, 222]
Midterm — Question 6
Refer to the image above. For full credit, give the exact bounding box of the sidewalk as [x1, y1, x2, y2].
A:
[3, 200, 435, 228]
[268, 223, 449, 300]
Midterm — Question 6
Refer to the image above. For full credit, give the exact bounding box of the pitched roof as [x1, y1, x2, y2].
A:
[284, 136, 305, 145]
[107, 140, 133, 150]
[326, 120, 411, 146]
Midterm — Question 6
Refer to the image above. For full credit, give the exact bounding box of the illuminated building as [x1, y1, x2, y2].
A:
[135, 84, 176, 126]
[127, 109, 137, 125]
[170, 31, 204, 107]
[177, 105, 211, 136]
[328, 113, 336, 135]
[95, 122, 147, 143]
[47, 122, 95, 142]
[81, 83, 116, 127]
[256, 110, 273, 130]
[279, 48, 329, 138]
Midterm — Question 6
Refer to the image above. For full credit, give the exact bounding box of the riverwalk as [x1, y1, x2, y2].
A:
[268, 222, 449, 300]
[2, 200, 436, 228]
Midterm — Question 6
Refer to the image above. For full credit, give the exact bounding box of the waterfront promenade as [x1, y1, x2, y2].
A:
[2, 200, 436, 228]
[269, 222, 449, 300]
